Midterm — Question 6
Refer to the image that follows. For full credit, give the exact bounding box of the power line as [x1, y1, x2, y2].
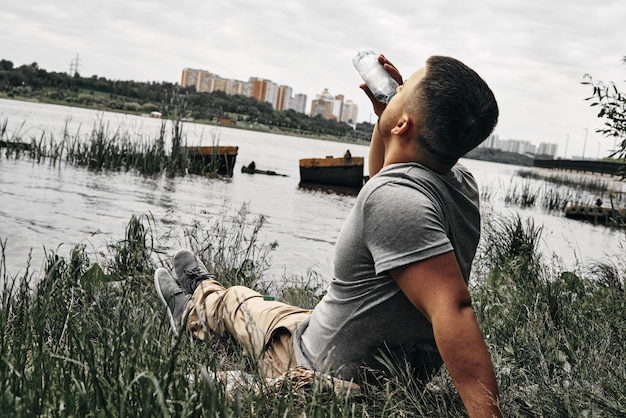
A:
[69, 53, 81, 77]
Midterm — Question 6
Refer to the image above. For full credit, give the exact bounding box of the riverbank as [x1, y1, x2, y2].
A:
[1, 97, 625, 415]
[1, 210, 624, 417]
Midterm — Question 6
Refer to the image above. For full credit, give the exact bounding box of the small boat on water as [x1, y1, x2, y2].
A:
[183, 145, 238, 176]
[299, 155, 365, 188]
[564, 204, 626, 225]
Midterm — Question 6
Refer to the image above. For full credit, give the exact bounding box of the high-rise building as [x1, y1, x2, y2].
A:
[332, 94, 344, 122]
[249, 77, 268, 103]
[276, 85, 292, 111]
[310, 99, 334, 120]
[538, 142, 558, 157]
[497, 139, 536, 154]
[249, 77, 279, 109]
[310, 88, 337, 120]
[289, 93, 307, 113]
[478, 133, 499, 149]
[208, 77, 250, 96]
[181, 68, 213, 92]
[181, 68, 250, 96]
[341, 100, 358, 125]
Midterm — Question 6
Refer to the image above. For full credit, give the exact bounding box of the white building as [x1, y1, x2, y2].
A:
[341, 100, 359, 125]
[538, 142, 559, 157]
[289, 93, 308, 113]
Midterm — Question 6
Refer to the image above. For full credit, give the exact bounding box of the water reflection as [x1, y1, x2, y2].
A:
[298, 182, 361, 197]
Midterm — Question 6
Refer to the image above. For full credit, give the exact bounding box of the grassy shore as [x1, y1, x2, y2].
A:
[1, 205, 625, 417]
[1, 115, 625, 416]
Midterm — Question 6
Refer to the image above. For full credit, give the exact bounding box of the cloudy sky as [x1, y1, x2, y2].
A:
[2, 0, 625, 158]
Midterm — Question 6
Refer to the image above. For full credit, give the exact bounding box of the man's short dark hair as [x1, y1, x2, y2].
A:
[410, 56, 499, 164]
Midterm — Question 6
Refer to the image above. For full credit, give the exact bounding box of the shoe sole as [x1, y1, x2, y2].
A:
[154, 268, 179, 334]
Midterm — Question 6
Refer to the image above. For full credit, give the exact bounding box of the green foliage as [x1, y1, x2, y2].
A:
[276, 269, 326, 310]
[583, 56, 626, 160]
[1, 207, 393, 417]
[473, 213, 626, 416]
[476, 214, 544, 286]
[176, 203, 275, 293]
[1, 202, 626, 415]
[80, 262, 118, 291]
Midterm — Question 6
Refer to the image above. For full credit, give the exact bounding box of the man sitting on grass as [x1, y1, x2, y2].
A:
[155, 52, 502, 417]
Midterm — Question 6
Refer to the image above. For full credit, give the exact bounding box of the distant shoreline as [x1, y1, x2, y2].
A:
[0, 94, 371, 147]
[2, 95, 612, 169]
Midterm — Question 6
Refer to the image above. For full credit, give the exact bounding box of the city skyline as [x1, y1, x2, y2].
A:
[479, 134, 560, 158]
[181, 66, 360, 125]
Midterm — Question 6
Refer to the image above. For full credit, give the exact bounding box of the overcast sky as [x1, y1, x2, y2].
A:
[2, 0, 625, 158]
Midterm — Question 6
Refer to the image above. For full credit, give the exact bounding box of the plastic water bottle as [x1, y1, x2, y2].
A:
[353, 49, 399, 103]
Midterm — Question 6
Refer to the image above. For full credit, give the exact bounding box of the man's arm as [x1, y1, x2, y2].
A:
[368, 123, 385, 177]
[391, 251, 502, 417]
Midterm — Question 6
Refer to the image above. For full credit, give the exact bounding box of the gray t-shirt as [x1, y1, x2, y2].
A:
[293, 162, 481, 383]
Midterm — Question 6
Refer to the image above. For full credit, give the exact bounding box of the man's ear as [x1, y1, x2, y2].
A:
[391, 113, 414, 136]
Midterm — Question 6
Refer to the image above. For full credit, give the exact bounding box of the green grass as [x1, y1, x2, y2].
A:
[474, 215, 626, 416]
[1, 204, 625, 417]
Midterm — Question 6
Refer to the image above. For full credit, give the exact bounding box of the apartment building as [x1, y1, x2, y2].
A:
[537, 142, 559, 157]
[310, 88, 336, 119]
[276, 85, 292, 112]
[341, 100, 358, 125]
[478, 133, 558, 157]
[309, 89, 359, 125]
[181, 68, 249, 96]
[180, 67, 357, 124]
[289, 93, 307, 114]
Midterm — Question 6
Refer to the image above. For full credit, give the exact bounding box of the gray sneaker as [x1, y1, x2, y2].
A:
[173, 249, 220, 294]
[154, 267, 192, 333]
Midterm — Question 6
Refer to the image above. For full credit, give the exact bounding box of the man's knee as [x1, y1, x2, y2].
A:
[223, 285, 263, 306]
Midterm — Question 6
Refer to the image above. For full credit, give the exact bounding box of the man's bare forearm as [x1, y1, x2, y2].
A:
[368, 123, 385, 177]
[433, 306, 502, 417]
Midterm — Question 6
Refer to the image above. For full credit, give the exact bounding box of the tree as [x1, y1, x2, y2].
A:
[583, 57, 626, 160]
[0, 59, 14, 71]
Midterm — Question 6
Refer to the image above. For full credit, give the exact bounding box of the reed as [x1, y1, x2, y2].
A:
[516, 169, 611, 193]
[1, 203, 625, 416]
[503, 171, 626, 220]
[540, 185, 574, 211]
[480, 184, 495, 203]
[0, 115, 227, 178]
[504, 181, 538, 208]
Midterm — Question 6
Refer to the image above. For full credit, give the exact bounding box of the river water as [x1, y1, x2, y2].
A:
[1, 98, 624, 282]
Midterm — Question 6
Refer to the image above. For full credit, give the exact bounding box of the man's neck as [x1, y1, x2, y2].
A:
[383, 139, 454, 174]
